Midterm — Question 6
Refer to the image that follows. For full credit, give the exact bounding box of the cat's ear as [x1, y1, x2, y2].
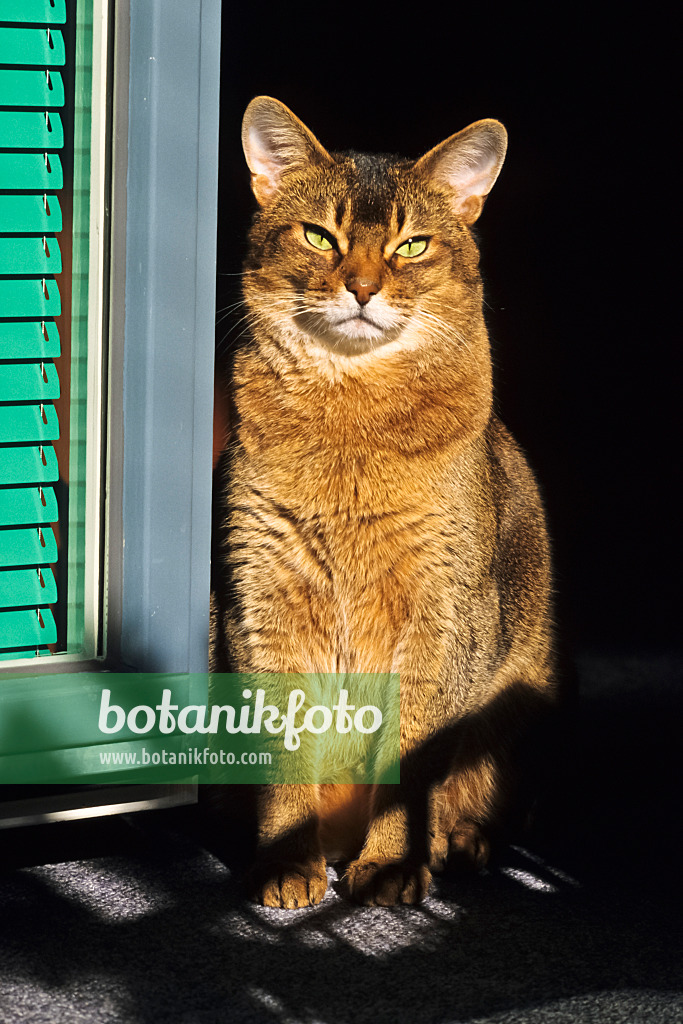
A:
[414, 120, 508, 224]
[241, 96, 333, 205]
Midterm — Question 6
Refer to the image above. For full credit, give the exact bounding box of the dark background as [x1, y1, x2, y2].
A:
[215, 7, 679, 656]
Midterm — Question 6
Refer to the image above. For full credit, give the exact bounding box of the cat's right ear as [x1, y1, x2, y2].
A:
[241, 97, 333, 205]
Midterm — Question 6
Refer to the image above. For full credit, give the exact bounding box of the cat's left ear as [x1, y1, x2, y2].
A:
[414, 119, 508, 224]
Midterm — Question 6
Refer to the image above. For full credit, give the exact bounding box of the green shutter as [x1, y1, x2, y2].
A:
[0, 7, 64, 660]
[0, 1, 67, 23]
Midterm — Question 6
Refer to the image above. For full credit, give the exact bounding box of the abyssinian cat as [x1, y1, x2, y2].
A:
[210, 96, 560, 908]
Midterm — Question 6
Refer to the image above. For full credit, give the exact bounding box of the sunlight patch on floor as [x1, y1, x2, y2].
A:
[499, 866, 558, 892]
[31, 860, 164, 920]
[509, 845, 581, 887]
[238, 867, 464, 958]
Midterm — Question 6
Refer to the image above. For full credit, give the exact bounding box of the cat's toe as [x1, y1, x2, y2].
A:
[344, 858, 431, 906]
[248, 858, 328, 909]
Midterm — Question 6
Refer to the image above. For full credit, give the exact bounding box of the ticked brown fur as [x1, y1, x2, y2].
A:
[210, 97, 559, 907]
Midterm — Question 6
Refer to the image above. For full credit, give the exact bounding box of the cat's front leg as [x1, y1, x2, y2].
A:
[343, 781, 433, 905]
[344, 706, 438, 906]
[247, 783, 328, 909]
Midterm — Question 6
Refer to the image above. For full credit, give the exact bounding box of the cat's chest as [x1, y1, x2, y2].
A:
[245, 429, 455, 531]
[253, 499, 440, 586]
[234, 423, 477, 595]
[233, 347, 485, 514]
[243, 488, 458, 620]
[227, 441, 490, 674]
[276, 510, 438, 671]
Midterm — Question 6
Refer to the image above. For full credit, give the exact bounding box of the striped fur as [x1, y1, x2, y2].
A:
[210, 98, 559, 908]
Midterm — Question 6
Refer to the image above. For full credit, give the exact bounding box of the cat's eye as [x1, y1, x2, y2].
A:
[304, 225, 335, 252]
[395, 237, 429, 258]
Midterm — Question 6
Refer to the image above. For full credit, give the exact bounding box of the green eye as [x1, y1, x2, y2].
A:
[304, 225, 335, 251]
[395, 237, 429, 258]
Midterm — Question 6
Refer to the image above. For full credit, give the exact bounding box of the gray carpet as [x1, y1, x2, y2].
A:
[0, 653, 681, 1023]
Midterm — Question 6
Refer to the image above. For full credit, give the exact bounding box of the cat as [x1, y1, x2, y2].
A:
[209, 96, 561, 908]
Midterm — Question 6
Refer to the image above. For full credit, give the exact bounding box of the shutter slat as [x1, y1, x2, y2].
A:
[0, 111, 64, 150]
[0, 236, 62, 274]
[0, 278, 61, 317]
[0, 70, 65, 108]
[0, 445, 59, 484]
[0, 647, 49, 663]
[0, 566, 57, 608]
[0, 361, 60, 401]
[0, 608, 57, 650]
[0, 484, 58, 526]
[0, 525, 57, 566]
[0, 153, 63, 189]
[0, 195, 62, 234]
[0, 0, 67, 25]
[0, 29, 66, 67]
[0, 403, 59, 443]
[0, 321, 60, 359]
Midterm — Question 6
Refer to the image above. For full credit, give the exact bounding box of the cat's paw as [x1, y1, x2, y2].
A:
[247, 857, 328, 909]
[344, 858, 431, 906]
[428, 830, 451, 874]
[446, 823, 490, 872]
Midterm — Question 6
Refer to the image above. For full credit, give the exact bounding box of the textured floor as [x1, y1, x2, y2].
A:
[0, 652, 681, 1024]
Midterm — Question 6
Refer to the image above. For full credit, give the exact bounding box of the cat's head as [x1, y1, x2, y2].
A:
[241, 97, 507, 359]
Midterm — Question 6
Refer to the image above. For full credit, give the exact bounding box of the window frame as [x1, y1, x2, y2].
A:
[0, 0, 221, 821]
[106, 0, 219, 675]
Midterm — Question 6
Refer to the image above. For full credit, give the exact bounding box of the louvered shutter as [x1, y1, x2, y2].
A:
[0, 1, 66, 659]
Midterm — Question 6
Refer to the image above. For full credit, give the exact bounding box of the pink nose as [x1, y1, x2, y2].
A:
[346, 278, 379, 306]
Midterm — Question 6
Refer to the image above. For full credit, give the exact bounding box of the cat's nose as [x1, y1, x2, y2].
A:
[346, 278, 380, 306]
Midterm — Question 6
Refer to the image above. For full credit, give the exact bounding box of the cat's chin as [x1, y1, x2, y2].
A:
[313, 333, 392, 357]
[292, 309, 403, 357]
[318, 333, 405, 358]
